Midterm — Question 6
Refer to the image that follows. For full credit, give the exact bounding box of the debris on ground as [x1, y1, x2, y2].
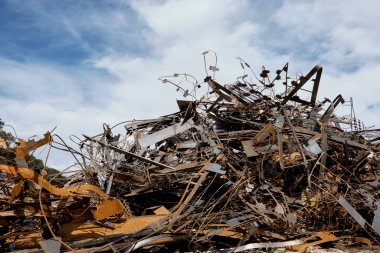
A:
[1, 55, 380, 252]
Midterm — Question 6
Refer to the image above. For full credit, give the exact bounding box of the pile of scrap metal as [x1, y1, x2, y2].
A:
[1, 60, 380, 252]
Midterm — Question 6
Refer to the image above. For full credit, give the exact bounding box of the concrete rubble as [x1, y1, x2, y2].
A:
[1, 56, 380, 252]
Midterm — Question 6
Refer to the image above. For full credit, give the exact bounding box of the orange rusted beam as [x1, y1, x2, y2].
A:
[15, 132, 52, 159]
[0, 164, 106, 198]
[93, 198, 125, 221]
[7, 179, 24, 203]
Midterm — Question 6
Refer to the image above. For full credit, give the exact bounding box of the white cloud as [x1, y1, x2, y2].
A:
[0, 58, 83, 107]
[275, 0, 380, 71]
[0, 58, 117, 169]
[320, 64, 380, 126]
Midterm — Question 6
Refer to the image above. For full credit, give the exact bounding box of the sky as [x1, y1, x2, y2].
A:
[1, 0, 380, 169]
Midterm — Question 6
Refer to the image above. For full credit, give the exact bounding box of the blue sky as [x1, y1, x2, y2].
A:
[1, 0, 380, 169]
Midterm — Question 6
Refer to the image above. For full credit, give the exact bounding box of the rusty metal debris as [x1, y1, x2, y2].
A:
[1, 56, 380, 252]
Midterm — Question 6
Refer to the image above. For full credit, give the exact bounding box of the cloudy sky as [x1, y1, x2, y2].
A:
[1, 0, 380, 169]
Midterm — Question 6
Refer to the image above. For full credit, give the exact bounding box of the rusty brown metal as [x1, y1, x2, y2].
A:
[92, 198, 125, 221]
[0, 165, 107, 198]
[15, 132, 52, 159]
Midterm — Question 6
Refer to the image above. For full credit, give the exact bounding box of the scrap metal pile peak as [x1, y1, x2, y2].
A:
[1, 57, 380, 252]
